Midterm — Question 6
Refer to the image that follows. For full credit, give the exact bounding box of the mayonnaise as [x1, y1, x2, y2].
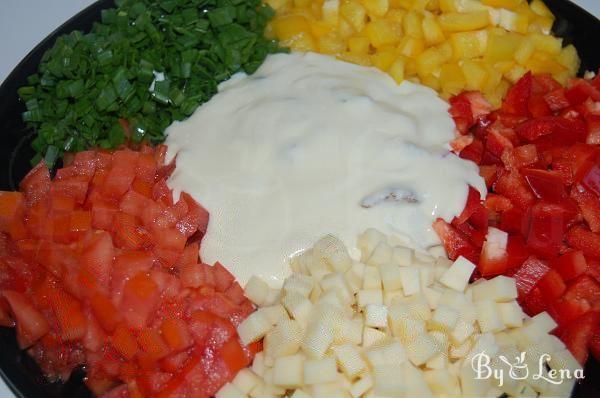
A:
[165, 52, 486, 285]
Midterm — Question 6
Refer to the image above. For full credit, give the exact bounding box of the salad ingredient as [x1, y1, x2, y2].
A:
[444, 71, 600, 364]
[18, 0, 283, 166]
[224, 230, 581, 397]
[165, 52, 485, 286]
[266, 0, 578, 106]
[0, 145, 258, 397]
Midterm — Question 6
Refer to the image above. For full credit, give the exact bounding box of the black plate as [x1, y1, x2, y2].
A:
[0, 0, 599, 397]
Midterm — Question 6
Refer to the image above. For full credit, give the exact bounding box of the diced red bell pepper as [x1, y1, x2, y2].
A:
[506, 235, 529, 271]
[479, 231, 508, 277]
[521, 287, 547, 316]
[513, 256, 549, 298]
[479, 165, 498, 188]
[565, 79, 600, 106]
[544, 88, 570, 111]
[494, 170, 535, 210]
[499, 207, 529, 236]
[551, 250, 588, 281]
[459, 139, 484, 164]
[433, 219, 479, 263]
[581, 162, 600, 197]
[453, 187, 482, 225]
[591, 325, 600, 361]
[501, 144, 538, 170]
[521, 168, 566, 202]
[536, 269, 566, 301]
[548, 298, 591, 328]
[532, 74, 562, 95]
[486, 130, 514, 159]
[558, 310, 600, 365]
[566, 225, 600, 259]
[516, 116, 586, 143]
[563, 274, 600, 305]
[585, 114, 600, 144]
[528, 95, 552, 117]
[570, 184, 600, 232]
[484, 194, 513, 212]
[503, 72, 532, 117]
[526, 200, 578, 259]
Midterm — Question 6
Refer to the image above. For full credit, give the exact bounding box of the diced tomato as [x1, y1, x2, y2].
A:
[152, 180, 173, 207]
[0, 192, 24, 233]
[503, 72, 532, 117]
[119, 190, 153, 219]
[160, 350, 191, 373]
[79, 231, 115, 293]
[176, 192, 209, 239]
[91, 200, 118, 231]
[433, 219, 479, 263]
[160, 318, 193, 352]
[136, 153, 158, 183]
[559, 311, 600, 365]
[91, 293, 122, 332]
[513, 256, 549, 298]
[212, 262, 236, 293]
[552, 250, 588, 281]
[585, 114, 600, 144]
[2, 290, 49, 348]
[566, 225, 600, 259]
[19, 162, 51, 206]
[51, 288, 88, 341]
[83, 311, 107, 353]
[50, 175, 90, 204]
[536, 269, 566, 301]
[137, 327, 170, 360]
[113, 212, 152, 250]
[102, 150, 139, 199]
[484, 194, 512, 212]
[521, 168, 566, 202]
[111, 324, 138, 360]
[224, 282, 247, 306]
[175, 242, 200, 269]
[219, 338, 249, 375]
[120, 273, 160, 329]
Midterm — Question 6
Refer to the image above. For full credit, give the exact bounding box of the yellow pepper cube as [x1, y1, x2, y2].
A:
[421, 74, 441, 91]
[526, 52, 566, 74]
[514, 37, 535, 65]
[271, 15, 312, 42]
[391, 0, 428, 9]
[348, 36, 371, 54]
[322, 0, 341, 26]
[294, 0, 311, 6]
[557, 44, 580, 75]
[416, 47, 445, 78]
[386, 9, 406, 24]
[461, 60, 488, 91]
[438, 0, 457, 13]
[528, 15, 554, 34]
[389, 57, 406, 83]
[362, 0, 389, 18]
[403, 11, 424, 38]
[531, 33, 562, 55]
[436, 41, 454, 62]
[505, 64, 527, 84]
[339, 17, 356, 38]
[422, 16, 445, 45]
[371, 50, 397, 71]
[398, 36, 425, 57]
[499, 9, 529, 34]
[364, 20, 401, 48]
[310, 21, 334, 38]
[450, 30, 487, 59]
[318, 34, 347, 54]
[484, 33, 521, 63]
[340, 1, 367, 32]
[440, 63, 466, 95]
[337, 52, 372, 66]
[266, 0, 293, 11]
[404, 57, 418, 76]
[482, 65, 503, 93]
[529, 0, 554, 18]
[481, 0, 524, 10]
[438, 11, 490, 32]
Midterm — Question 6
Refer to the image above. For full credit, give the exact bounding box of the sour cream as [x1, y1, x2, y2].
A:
[165, 52, 485, 285]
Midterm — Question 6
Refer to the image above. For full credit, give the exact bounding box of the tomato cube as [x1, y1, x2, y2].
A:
[2, 290, 49, 348]
[111, 324, 138, 360]
[91, 293, 122, 332]
[0, 192, 24, 233]
[80, 231, 115, 292]
[137, 328, 170, 359]
[19, 162, 51, 206]
[161, 318, 193, 352]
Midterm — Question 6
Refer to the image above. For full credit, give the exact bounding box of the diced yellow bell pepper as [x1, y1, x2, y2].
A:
[484, 33, 521, 63]
[421, 74, 441, 91]
[525, 51, 567, 74]
[530, 33, 562, 55]
[530, 0, 554, 18]
[450, 30, 487, 59]
[461, 60, 488, 91]
[266, 0, 293, 11]
[403, 10, 424, 38]
[416, 47, 445, 78]
[514, 36, 535, 65]
[371, 50, 398, 71]
[337, 52, 372, 66]
[348, 36, 370, 53]
[386, 9, 406, 24]
[505, 64, 527, 83]
[389, 57, 406, 83]
[557, 44, 580, 75]
[364, 20, 402, 48]
[528, 15, 553, 34]
[318, 34, 347, 54]
[438, 11, 490, 32]
[294, 0, 312, 7]
[498, 9, 529, 34]
[422, 15, 445, 45]
[271, 15, 313, 41]
[440, 63, 466, 95]
[481, 0, 524, 10]
[322, 0, 341, 26]
[338, 17, 356, 38]
[398, 36, 425, 57]
[362, 0, 389, 18]
[438, 0, 457, 13]
[340, 1, 367, 32]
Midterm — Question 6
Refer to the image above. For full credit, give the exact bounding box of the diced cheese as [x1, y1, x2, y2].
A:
[273, 354, 305, 388]
[377, 262, 403, 291]
[475, 300, 505, 333]
[368, 241, 393, 266]
[357, 289, 383, 307]
[333, 344, 367, 379]
[365, 340, 407, 368]
[430, 304, 459, 332]
[399, 267, 421, 295]
[364, 304, 388, 328]
[470, 275, 517, 302]
[237, 309, 273, 345]
[498, 300, 524, 328]
[363, 326, 387, 347]
[216, 383, 246, 398]
[304, 357, 338, 384]
[244, 276, 271, 306]
[302, 321, 335, 358]
[363, 266, 382, 290]
[232, 369, 261, 394]
[313, 234, 353, 272]
[392, 246, 413, 266]
[350, 374, 373, 397]
[439, 256, 476, 292]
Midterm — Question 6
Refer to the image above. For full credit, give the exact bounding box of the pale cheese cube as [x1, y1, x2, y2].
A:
[377, 262, 403, 291]
[313, 234, 352, 272]
[402, 362, 433, 398]
[357, 289, 383, 307]
[427, 245, 446, 259]
[526, 311, 558, 334]
[344, 269, 362, 294]
[368, 241, 393, 267]
[399, 267, 421, 296]
[460, 361, 492, 397]
[418, 264, 435, 288]
[430, 304, 459, 332]
[405, 333, 439, 366]
[383, 290, 404, 306]
[264, 318, 303, 358]
[423, 287, 442, 309]
[335, 317, 363, 345]
[450, 319, 475, 346]
[498, 301, 524, 328]
[392, 246, 413, 267]
[284, 274, 315, 297]
[216, 383, 246, 398]
[363, 326, 387, 347]
[244, 276, 270, 306]
[439, 256, 476, 292]
[450, 337, 474, 359]
[232, 369, 260, 394]
[261, 304, 288, 325]
[470, 275, 517, 302]
[475, 300, 505, 333]
[290, 390, 312, 398]
[424, 369, 460, 397]
[304, 357, 338, 384]
[357, 228, 386, 262]
[372, 367, 405, 397]
[237, 310, 273, 345]
[366, 340, 407, 368]
[425, 352, 448, 370]
[350, 375, 373, 398]
[365, 304, 388, 328]
[251, 352, 266, 377]
[333, 344, 367, 379]
[390, 317, 426, 343]
[302, 321, 335, 358]
[362, 266, 382, 290]
[283, 292, 314, 327]
[273, 354, 304, 388]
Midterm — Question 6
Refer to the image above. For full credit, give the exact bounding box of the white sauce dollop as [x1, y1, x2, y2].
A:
[165, 52, 485, 285]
